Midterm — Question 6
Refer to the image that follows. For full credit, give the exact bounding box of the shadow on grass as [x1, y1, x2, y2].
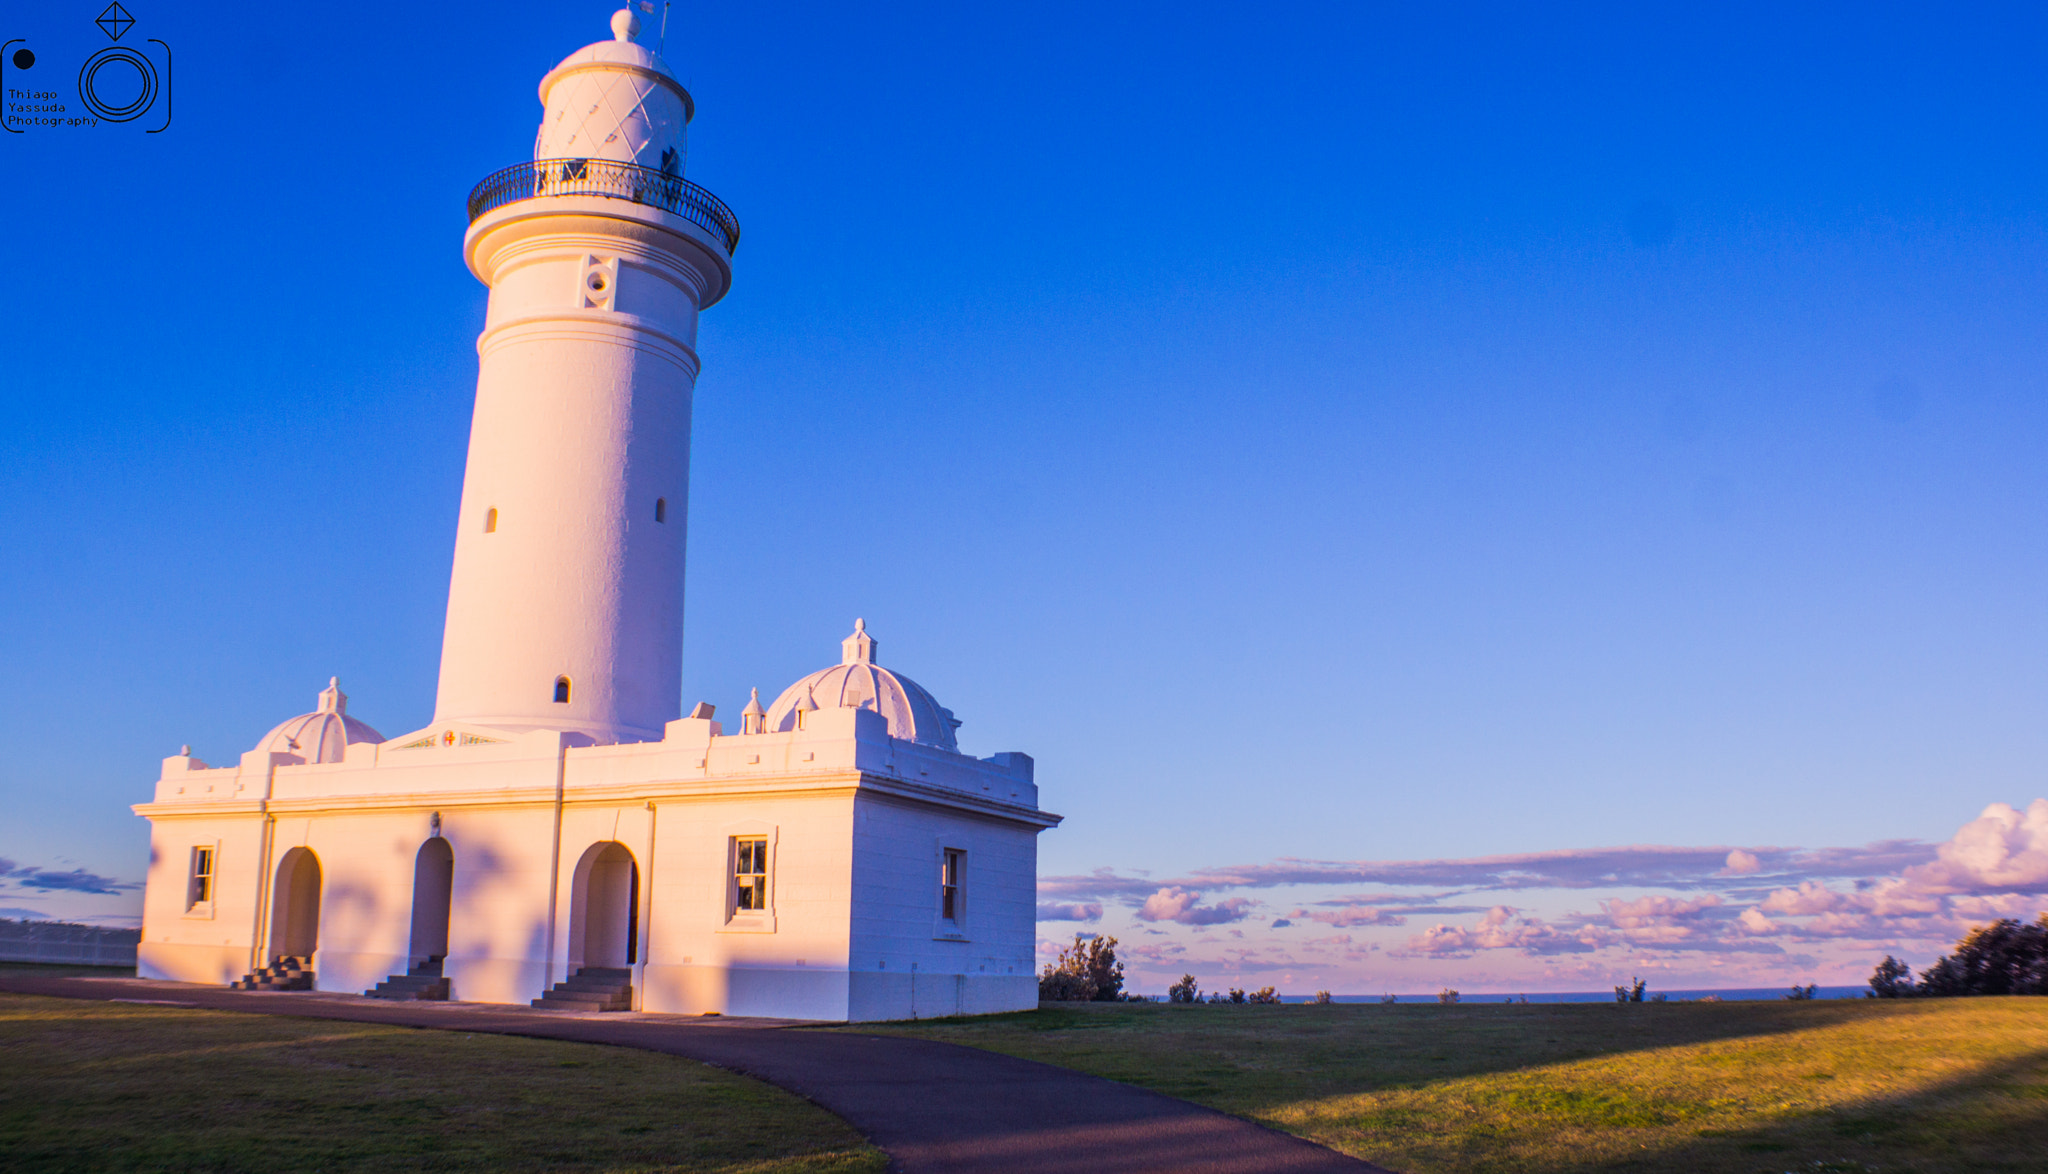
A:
[1576, 1044, 2048, 1174]
[868, 1000, 1931, 1103]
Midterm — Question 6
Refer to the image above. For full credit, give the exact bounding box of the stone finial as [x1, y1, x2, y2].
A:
[180, 744, 191, 757]
[841, 617, 877, 665]
[611, 7, 641, 41]
[740, 687, 766, 734]
[317, 676, 348, 715]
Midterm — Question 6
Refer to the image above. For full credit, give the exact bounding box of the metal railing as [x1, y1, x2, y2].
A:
[467, 158, 741, 254]
[0, 918, 140, 966]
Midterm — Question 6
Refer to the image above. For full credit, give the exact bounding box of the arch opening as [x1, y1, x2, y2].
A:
[408, 837, 454, 964]
[269, 847, 322, 965]
[567, 841, 639, 969]
[554, 676, 571, 704]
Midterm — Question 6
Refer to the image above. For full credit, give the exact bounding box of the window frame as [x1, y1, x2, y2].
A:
[718, 823, 778, 933]
[934, 843, 968, 941]
[184, 841, 219, 918]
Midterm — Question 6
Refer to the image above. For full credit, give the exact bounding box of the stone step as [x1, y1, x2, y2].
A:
[530, 966, 632, 1012]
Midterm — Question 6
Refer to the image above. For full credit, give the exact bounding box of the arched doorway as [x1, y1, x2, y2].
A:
[567, 841, 638, 969]
[409, 838, 454, 963]
[270, 847, 322, 963]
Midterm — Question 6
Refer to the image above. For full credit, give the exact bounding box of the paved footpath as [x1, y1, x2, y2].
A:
[0, 972, 1391, 1174]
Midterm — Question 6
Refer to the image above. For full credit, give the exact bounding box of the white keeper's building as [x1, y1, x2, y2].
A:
[131, 10, 1058, 1022]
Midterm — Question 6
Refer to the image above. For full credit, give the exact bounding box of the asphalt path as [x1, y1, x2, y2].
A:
[0, 972, 1391, 1174]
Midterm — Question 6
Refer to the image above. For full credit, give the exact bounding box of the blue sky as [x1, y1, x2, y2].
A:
[4, 1, 2048, 991]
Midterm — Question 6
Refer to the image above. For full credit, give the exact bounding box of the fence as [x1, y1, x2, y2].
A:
[466, 158, 742, 253]
[0, 918, 140, 966]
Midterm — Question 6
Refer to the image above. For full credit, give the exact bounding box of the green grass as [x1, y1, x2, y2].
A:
[850, 998, 2048, 1173]
[0, 994, 886, 1173]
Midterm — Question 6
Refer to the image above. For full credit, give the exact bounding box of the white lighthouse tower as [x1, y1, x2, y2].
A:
[432, 8, 739, 743]
[135, 11, 1056, 1023]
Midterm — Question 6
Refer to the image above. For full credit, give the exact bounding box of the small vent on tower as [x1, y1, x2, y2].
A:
[579, 254, 619, 311]
[655, 497, 666, 523]
[484, 507, 498, 533]
[553, 676, 572, 704]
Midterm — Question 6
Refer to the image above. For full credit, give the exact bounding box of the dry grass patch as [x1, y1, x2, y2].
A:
[0, 994, 885, 1173]
[853, 997, 2048, 1173]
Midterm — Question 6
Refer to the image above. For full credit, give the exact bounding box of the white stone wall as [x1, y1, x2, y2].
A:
[846, 794, 1041, 1021]
[136, 706, 1053, 1019]
[137, 809, 266, 984]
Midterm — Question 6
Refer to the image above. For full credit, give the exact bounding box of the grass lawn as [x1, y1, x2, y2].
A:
[853, 997, 2048, 1174]
[0, 994, 885, 1173]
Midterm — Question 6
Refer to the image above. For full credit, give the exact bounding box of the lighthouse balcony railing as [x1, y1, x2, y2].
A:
[467, 159, 741, 254]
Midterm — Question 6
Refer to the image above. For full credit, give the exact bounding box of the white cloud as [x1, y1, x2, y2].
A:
[1137, 886, 1256, 926]
[1036, 901, 1103, 923]
[1904, 800, 2048, 895]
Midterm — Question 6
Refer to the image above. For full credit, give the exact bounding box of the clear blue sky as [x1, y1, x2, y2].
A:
[4, 2, 2046, 990]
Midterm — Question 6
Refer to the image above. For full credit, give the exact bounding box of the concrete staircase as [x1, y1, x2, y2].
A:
[231, 956, 313, 991]
[366, 955, 449, 1001]
[531, 966, 632, 1012]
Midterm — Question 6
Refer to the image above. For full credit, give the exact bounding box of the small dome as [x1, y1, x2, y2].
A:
[764, 620, 962, 751]
[254, 678, 384, 764]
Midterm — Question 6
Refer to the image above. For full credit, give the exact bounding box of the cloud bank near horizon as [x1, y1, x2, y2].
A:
[1037, 800, 2048, 987]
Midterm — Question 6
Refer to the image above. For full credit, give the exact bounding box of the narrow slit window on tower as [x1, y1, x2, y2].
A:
[553, 676, 571, 704]
[484, 507, 498, 533]
[655, 497, 666, 523]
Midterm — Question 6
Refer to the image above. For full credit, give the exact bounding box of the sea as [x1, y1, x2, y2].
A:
[1277, 986, 1868, 1004]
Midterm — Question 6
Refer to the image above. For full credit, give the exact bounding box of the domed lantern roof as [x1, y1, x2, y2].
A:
[252, 678, 385, 764]
[764, 620, 962, 751]
[533, 8, 693, 172]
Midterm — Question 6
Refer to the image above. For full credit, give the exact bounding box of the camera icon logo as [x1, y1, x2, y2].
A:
[3, 3, 172, 133]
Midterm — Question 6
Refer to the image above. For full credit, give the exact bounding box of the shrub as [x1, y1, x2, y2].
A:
[1311, 990, 1333, 1005]
[1438, 988, 1460, 1004]
[1247, 986, 1281, 1004]
[1037, 933, 1126, 1002]
[1380, 993, 1398, 1004]
[1614, 976, 1646, 1003]
[1167, 974, 1200, 1004]
[1786, 983, 1818, 1000]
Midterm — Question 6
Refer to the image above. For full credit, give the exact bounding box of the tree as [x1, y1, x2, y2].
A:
[1311, 990, 1334, 1005]
[1168, 974, 1200, 1004]
[1248, 986, 1281, 1004]
[1614, 976, 1647, 1003]
[1037, 934, 1126, 1002]
[1786, 983, 1818, 1000]
[1916, 917, 2048, 997]
[1866, 955, 1914, 998]
[1437, 988, 1460, 1004]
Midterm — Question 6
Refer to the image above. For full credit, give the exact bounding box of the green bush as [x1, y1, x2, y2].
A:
[1037, 933, 1126, 1001]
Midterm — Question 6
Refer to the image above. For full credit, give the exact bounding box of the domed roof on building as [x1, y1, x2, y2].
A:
[764, 620, 962, 751]
[254, 678, 384, 765]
